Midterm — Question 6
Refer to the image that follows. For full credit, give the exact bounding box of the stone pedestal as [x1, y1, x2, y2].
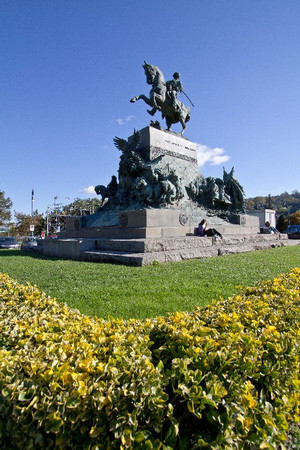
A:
[127, 127, 201, 208]
[129, 126, 198, 166]
[42, 232, 298, 266]
[59, 208, 260, 240]
[59, 209, 194, 239]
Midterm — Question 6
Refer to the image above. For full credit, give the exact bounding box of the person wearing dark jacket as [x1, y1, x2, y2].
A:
[198, 219, 223, 238]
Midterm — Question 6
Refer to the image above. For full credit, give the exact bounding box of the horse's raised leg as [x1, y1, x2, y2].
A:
[147, 107, 157, 116]
[130, 96, 139, 103]
[130, 94, 152, 107]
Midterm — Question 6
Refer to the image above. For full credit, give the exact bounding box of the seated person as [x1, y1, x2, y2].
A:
[262, 221, 280, 234]
[198, 219, 223, 238]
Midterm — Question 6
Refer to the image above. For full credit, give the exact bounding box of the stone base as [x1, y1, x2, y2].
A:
[43, 210, 299, 266]
[129, 126, 198, 166]
[58, 209, 260, 240]
[42, 233, 299, 266]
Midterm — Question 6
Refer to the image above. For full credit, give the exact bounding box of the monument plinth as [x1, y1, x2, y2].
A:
[129, 126, 198, 165]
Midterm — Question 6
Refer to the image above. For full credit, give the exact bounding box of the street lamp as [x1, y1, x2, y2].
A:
[30, 189, 34, 236]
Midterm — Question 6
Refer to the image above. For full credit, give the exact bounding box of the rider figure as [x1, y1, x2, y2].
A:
[166, 72, 183, 111]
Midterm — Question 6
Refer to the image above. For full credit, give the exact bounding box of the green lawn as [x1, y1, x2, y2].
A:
[0, 246, 299, 319]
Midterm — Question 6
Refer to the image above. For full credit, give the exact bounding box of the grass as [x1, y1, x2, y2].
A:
[0, 246, 299, 320]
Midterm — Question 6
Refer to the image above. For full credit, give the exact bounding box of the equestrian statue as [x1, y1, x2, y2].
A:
[130, 61, 192, 134]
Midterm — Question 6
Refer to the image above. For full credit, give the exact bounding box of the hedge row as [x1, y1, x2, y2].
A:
[0, 268, 300, 449]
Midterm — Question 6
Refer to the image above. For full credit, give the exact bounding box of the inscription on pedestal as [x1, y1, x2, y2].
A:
[129, 126, 198, 164]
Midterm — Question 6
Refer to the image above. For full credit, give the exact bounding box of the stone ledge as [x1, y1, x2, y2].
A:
[95, 236, 213, 253]
[43, 235, 300, 265]
[84, 247, 220, 266]
[83, 238, 299, 266]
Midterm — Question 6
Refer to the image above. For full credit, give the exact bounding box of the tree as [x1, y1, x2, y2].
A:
[276, 215, 288, 232]
[63, 198, 102, 216]
[246, 191, 300, 215]
[14, 210, 45, 236]
[0, 190, 12, 225]
[244, 199, 255, 210]
[290, 210, 300, 225]
[251, 196, 266, 210]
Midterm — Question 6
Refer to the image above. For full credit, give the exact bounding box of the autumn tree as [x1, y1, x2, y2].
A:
[246, 191, 300, 214]
[289, 210, 300, 225]
[245, 196, 266, 210]
[14, 210, 45, 236]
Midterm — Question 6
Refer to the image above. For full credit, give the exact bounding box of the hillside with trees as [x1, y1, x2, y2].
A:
[245, 190, 300, 215]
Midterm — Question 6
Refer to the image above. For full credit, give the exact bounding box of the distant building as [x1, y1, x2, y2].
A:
[246, 209, 276, 229]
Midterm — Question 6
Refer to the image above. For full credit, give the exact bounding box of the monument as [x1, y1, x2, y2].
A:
[43, 62, 286, 265]
[79, 62, 246, 230]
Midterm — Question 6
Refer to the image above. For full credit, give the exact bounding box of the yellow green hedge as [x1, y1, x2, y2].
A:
[0, 268, 300, 449]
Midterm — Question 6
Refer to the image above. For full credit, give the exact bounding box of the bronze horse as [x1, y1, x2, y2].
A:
[130, 62, 190, 134]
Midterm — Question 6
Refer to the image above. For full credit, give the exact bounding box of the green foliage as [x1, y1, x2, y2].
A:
[246, 190, 300, 215]
[0, 269, 300, 448]
[13, 210, 45, 236]
[290, 210, 300, 225]
[62, 198, 102, 215]
[0, 190, 12, 225]
[285, 423, 300, 449]
[277, 210, 300, 231]
[276, 214, 288, 232]
[245, 196, 267, 210]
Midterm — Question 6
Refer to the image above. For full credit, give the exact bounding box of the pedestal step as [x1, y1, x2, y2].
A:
[82, 235, 299, 266]
[92, 234, 288, 253]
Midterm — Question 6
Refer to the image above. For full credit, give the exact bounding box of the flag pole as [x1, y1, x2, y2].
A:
[31, 189, 34, 236]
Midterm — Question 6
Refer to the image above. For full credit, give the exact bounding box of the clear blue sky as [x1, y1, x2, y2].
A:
[1, 0, 299, 215]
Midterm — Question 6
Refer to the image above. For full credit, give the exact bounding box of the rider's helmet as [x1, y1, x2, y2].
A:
[173, 72, 180, 79]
